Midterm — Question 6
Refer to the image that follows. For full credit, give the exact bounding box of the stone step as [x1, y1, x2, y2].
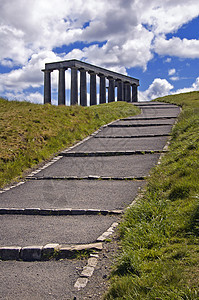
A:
[134, 102, 178, 107]
[108, 123, 174, 127]
[121, 116, 177, 121]
[138, 108, 181, 118]
[32, 154, 160, 178]
[0, 179, 144, 210]
[0, 259, 84, 298]
[0, 208, 123, 216]
[0, 214, 118, 247]
[96, 126, 172, 137]
[94, 134, 169, 138]
[61, 150, 165, 157]
[67, 136, 169, 152]
[138, 105, 179, 109]
[114, 118, 176, 125]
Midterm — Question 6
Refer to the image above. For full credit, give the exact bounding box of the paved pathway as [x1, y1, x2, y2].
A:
[0, 102, 180, 299]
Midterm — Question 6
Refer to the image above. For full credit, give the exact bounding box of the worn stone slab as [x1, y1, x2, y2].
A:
[0, 243, 103, 261]
[96, 126, 172, 138]
[74, 277, 89, 289]
[87, 257, 98, 267]
[20, 246, 43, 261]
[0, 246, 21, 260]
[81, 266, 95, 277]
[0, 208, 123, 216]
[34, 154, 160, 178]
[0, 179, 144, 210]
[70, 242, 103, 251]
[59, 243, 103, 259]
[0, 215, 118, 246]
[43, 243, 60, 257]
[68, 136, 169, 152]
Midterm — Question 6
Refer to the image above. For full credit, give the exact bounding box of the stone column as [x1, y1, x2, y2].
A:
[89, 71, 97, 106]
[117, 80, 124, 101]
[80, 69, 87, 106]
[71, 67, 78, 105]
[58, 68, 66, 105]
[132, 84, 138, 102]
[43, 70, 52, 104]
[124, 82, 131, 102]
[108, 77, 115, 102]
[99, 74, 106, 104]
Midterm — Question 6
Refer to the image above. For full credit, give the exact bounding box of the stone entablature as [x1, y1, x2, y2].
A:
[42, 59, 139, 105]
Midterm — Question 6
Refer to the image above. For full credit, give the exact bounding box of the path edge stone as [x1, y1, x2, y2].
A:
[0, 243, 103, 261]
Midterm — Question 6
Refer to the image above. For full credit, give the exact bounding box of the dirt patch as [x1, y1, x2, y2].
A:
[73, 233, 121, 300]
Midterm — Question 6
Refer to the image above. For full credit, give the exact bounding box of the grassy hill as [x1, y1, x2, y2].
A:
[105, 91, 199, 299]
[0, 98, 140, 188]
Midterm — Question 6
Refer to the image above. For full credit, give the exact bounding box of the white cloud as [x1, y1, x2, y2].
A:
[175, 77, 199, 94]
[154, 36, 199, 59]
[170, 76, 179, 81]
[139, 76, 199, 101]
[1, 0, 198, 69]
[0, 0, 199, 101]
[140, 0, 199, 35]
[65, 25, 154, 71]
[139, 78, 174, 101]
[165, 58, 172, 63]
[0, 50, 73, 94]
[168, 68, 176, 76]
[4, 91, 43, 104]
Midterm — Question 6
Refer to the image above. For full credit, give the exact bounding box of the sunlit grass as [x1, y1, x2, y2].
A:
[0, 98, 140, 188]
[104, 91, 199, 300]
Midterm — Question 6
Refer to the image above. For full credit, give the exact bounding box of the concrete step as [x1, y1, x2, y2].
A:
[0, 259, 84, 299]
[108, 123, 174, 127]
[0, 214, 118, 246]
[0, 179, 144, 210]
[113, 118, 176, 125]
[138, 107, 181, 118]
[121, 116, 177, 120]
[67, 136, 169, 152]
[134, 102, 178, 107]
[96, 126, 172, 137]
[33, 154, 160, 178]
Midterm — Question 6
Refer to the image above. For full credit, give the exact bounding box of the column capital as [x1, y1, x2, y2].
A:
[79, 68, 86, 72]
[42, 69, 53, 73]
[98, 73, 106, 78]
[88, 70, 96, 75]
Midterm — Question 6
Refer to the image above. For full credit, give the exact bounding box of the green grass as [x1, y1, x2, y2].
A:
[104, 92, 199, 300]
[0, 98, 140, 188]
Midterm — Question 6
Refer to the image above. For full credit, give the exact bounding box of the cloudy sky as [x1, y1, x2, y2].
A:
[0, 0, 199, 104]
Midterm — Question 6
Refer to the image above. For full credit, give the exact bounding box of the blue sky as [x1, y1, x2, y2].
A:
[0, 0, 199, 103]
